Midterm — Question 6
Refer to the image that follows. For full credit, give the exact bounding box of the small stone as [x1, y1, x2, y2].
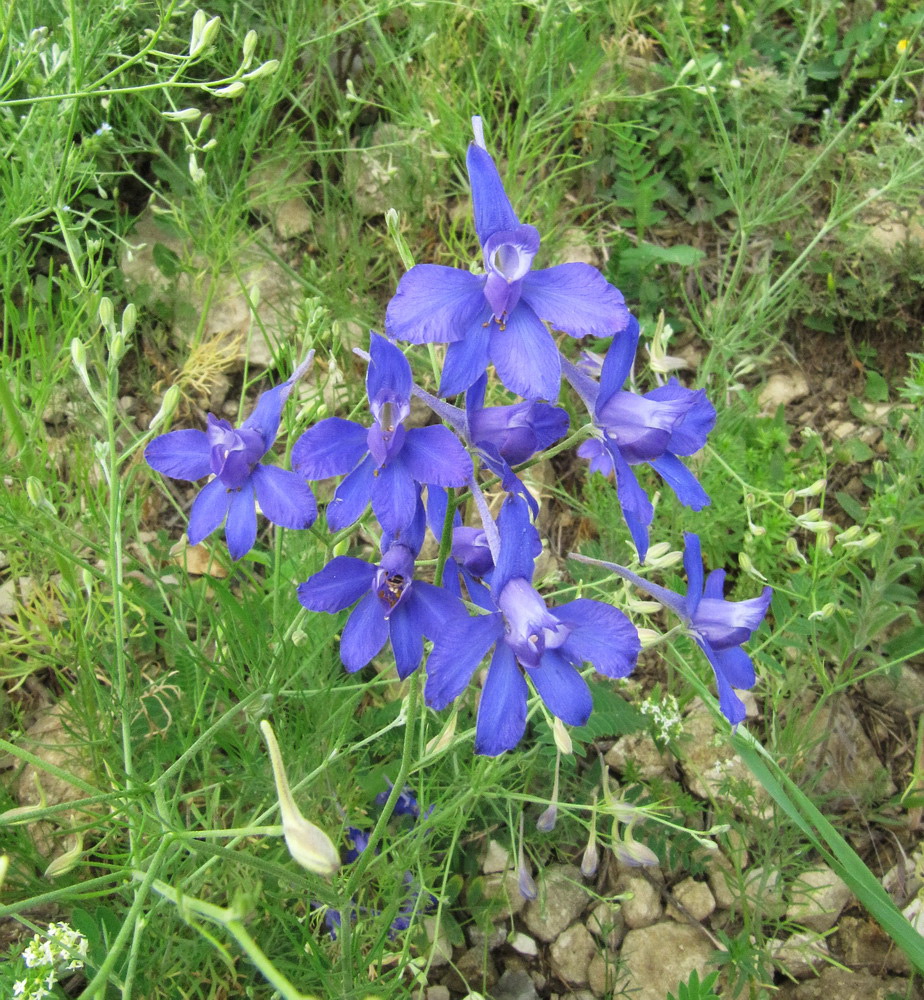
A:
[469, 870, 526, 921]
[773, 964, 915, 999]
[426, 987, 450, 1000]
[423, 916, 453, 968]
[588, 952, 619, 997]
[667, 877, 715, 923]
[830, 420, 858, 440]
[770, 931, 831, 979]
[605, 733, 675, 779]
[586, 901, 625, 950]
[246, 158, 314, 239]
[509, 931, 538, 957]
[467, 923, 507, 950]
[758, 372, 809, 413]
[522, 864, 589, 943]
[492, 969, 539, 1000]
[482, 838, 511, 874]
[864, 665, 924, 716]
[743, 866, 786, 919]
[706, 854, 737, 909]
[621, 874, 662, 929]
[834, 916, 911, 975]
[549, 922, 596, 987]
[442, 946, 498, 993]
[619, 923, 714, 1000]
[786, 865, 852, 932]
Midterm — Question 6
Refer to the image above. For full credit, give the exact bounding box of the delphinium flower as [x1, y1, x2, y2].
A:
[571, 533, 772, 725]
[425, 497, 640, 755]
[145, 355, 317, 559]
[385, 117, 631, 401]
[562, 317, 716, 561]
[291, 334, 472, 536]
[296, 505, 463, 678]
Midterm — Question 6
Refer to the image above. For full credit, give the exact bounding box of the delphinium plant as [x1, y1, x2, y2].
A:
[137, 116, 776, 994]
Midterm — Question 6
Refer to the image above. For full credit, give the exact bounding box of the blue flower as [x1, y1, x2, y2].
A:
[385, 117, 630, 402]
[296, 514, 463, 679]
[572, 533, 771, 725]
[564, 317, 716, 561]
[291, 334, 473, 537]
[144, 356, 317, 560]
[425, 498, 640, 755]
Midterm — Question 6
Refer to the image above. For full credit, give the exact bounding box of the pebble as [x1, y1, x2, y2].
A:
[509, 931, 538, 957]
[586, 900, 625, 950]
[604, 733, 675, 779]
[667, 877, 716, 923]
[619, 922, 714, 1000]
[758, 371, 809, 412]
[620, 874, 662, 929]
[786, 864, 852, 932]
[770, 930, 831, 978]
[522, 865, 589, 943]
[588, 951, 618, 997]
[493, 968, 539, 1000]
[482, 838, 511, 874]
[549, 922, 596, 987]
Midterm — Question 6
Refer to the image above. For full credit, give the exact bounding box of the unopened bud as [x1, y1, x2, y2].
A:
[784, 537, 805, 561]
[260, 720, 340, 877]
[782, 489, 796, 507]
[190, 12, 220, 58]
[109, 333, 126, 366]
[844, 530, 881, 551]
[749, 523, 766, 537]
[738, 551, 768, 582]
[615, 822, 659, 868]
[98, 296, 114, 330]
[795, 478, 826, 497]
[242, 59, 280, 81]
[121, 303, 137, 339]
[149, 385, 180, 431]
[627, 598, 662, 615]
[798, 518, 835, 534]
[581, 797, 599, 878]
[552, 717, 572, 756]
[45, 834, 83, 878]
[213, 81, 246, 98]
[162, 107, 202, 122]
[425, 710, 457, 755]
[517, 855, 538, 900]
[26, 476, 54, 514]
[536, 804, 557, 833]
[637, 628, 660, 648]
[835, 524, 863, 544]
[808, 602, 837, 621]
[241, 29, 257, 68]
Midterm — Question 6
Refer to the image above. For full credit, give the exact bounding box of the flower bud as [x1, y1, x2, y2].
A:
[190, 12, 221, 57]
[748, 523, 766, 537]
[536, 804, 557, 833]
[425, 710, 457, 755]
[897, 38, 909, 55]
[637, 628, 660, 648]
[45, 834, 83, 878]
[241, 29, 257, 68]
[581, 797, 599, 878]
[98, 296, 114, 330]
[782, 489, 796, 507]
[615, 822, 659, 867]
[552, 716, 572, 756]
[784, 537, 805, 562]
[844, 530, 881, 551]
[517, 854, 538, 900]
[242, 59, 280, 81]
[148, 384, 180, 431]
[213, 81, 246, 98]
[808, 602, 837, 621]
[26, 476, 55, 514]
[835, 524, 863, 544]
[260, 720, 340, 877]
[795, 478, 826, 497]
[121, 303, 137, 339]
[162, 107, 202, 122]
[738, 551, 767, 582]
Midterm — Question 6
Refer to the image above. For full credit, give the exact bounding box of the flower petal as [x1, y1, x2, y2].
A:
[371, 459, 419, 535]
[650, 453, 711, 510]
[695, 589, 772, 650]
[439, 314, 493, 397]
[327, 455, 375, 531]
[385, 265, 486, 345]
[466, 142, 519, 245]
[145, 429, 212, 481]
[492, 496, 537, 595]
[646, 381, 716, 455]
[402, 425, 473, 487]
[682, 532, 704, 616]
[406, 581, 465, 639]
[387, 602, 424, 680]
[556, 598, 640, 678]
[297, 557, 375, 613]
[252, 464, 317, 529]
[291, 418, 368, 479]
[596, 315, 640, 409]
[187, 478, 231, 545]
[341, 592, 389, 672]
[489, 303, 560, 402]
[367, 333, 412, 406]
[425, 612, 504, 710]
[698, 637, 749, 726]
[712, 643, 757, 690]
[521, 264, 630, 340]
[528, 650, 592, 726]
[241, 355, 312, 450]
[225, 483, 258, 559]
[608, 442, 654, 562]
[475, 643, 529, 756]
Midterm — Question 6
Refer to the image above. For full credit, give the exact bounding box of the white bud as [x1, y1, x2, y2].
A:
[241, 29, 257, 68]
[260, 721, 340, 877]
[212, 81, 246, 98]
[738, 552, 768, 582]
[148, 384, 180, 431]
[98, 296, 114, 329]
[425, 710, 457, 755]
[242, 59, 279, 81]
[808, 602, 837, 620]
[637, 627, 660, 648]
[161, 107, 202, 122]
[552, 716, 572, 756]
[835, 525, 863, 544]
[782, 489, 797, 507]
[843, 531, 881, 551]
[45, 834, 83, 878]
[795, 478, 826, 497]
[749, 523, 766, 537]
[190, 13, 220, 58]
[121, 303, 137, 339]
[188, 153, 206, 184]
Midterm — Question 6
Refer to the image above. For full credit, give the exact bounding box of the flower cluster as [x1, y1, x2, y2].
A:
[13, 922, 89, 999]
[146, 115, 771, 753]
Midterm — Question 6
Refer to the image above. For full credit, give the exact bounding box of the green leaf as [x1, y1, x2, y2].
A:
[621, 243, 705, 268]
[883, 626, 924, 666]
[152, 242, 182, 278]
[835, 490, 866, 522]
[865, 370, 889, 402]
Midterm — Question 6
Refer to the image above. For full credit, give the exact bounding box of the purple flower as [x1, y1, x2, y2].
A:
[572, 533, 771, 725]
[296, 532, 463, 679]
[564, 318, 716, 561]
[425, 498, 640, 755]
[385, 118, 630, 402]
[291, 334, 472, 537]
[144, 356, 317, 559]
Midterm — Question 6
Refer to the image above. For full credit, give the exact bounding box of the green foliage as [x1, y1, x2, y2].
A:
[668, 968, 722, 1000]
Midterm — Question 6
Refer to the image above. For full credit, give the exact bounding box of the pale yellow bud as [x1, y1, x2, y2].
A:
[213, 81, 246, 98]
[552, 716, 573, 756]
[260, 721, 340, 877]
[425, 710, 457, 755]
